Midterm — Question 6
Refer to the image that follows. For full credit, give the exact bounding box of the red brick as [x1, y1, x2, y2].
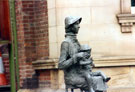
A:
[15, 0, 49, 88]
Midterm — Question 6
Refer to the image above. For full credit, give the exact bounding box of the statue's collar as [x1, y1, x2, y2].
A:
[65, 33, 78, 42]
[65, 33, 77, 38]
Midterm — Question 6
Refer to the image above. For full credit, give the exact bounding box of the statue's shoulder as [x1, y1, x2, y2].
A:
[64, 37, 72, 43]
[61, 38, 71, 47]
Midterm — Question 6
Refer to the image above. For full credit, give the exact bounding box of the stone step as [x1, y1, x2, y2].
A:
[108, 87, 135, 92]
[17, 87, 135, 92]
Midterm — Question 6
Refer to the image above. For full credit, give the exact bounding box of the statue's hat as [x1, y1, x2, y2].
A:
[80, 44, 91, 51]
[65, 16, 82, 29]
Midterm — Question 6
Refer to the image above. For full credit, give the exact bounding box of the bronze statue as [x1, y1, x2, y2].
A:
[59, 16, 110, 92]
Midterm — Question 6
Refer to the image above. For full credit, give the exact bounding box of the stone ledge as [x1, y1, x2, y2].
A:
[117, 14, 135, 22]
[32, 59, 58, 70]
[108, 86, 135, 92]
[32, 56, 135, 70]
[94, 56, 135, 67]
[117, 14, 135, 33]
[18, 87, 135, 92]
[94, 60, 135, 67]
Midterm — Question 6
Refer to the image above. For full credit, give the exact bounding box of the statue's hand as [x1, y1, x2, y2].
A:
[76, 52, 84, 59]
[90, 57, 95, 67]
[73, 52, 84, 64]
[90, 57, 93, 62]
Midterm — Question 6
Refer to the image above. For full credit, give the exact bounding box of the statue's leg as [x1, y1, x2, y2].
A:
[98, 71, 107, 79]
[80, 89, 83, 92]
[66, 88, 68, 92]
[84, 74, 95, 92]
[71, 88, 74, 92]
[95, 91, 103, 92]
[95, 71, 110, 82]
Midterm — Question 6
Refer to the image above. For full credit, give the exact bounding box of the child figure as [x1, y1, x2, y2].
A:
[78, 45, 94, 73]
[78, 44, 111, 82]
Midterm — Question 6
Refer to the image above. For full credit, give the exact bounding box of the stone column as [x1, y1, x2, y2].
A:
[121, 0, 131, 14]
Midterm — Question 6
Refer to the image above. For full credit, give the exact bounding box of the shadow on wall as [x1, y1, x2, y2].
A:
[21, 73, 39, 89]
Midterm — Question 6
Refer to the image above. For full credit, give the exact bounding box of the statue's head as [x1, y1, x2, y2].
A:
[80, 44, 91, 52]
[80, 44, 91, 58]
[65, 16, 82, 34]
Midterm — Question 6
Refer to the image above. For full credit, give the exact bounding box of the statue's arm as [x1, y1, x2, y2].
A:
[58, 42, 76, 69]
[80, 57, 94, 65]
[79, 60, 91, 65]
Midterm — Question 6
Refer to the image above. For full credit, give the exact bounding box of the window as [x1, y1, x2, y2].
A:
[131, 0, 135, 6]
[131, 0, 135, 14]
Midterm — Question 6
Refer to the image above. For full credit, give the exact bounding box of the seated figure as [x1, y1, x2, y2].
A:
[78, 45, 110, 91]
[59, 16, 110, 92]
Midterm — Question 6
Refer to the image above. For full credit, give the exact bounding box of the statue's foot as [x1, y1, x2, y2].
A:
[104, 77, 111, 82]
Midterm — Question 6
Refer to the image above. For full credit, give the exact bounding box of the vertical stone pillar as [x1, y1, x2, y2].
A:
[117, 0, 133, 33]
[121, 0, 131, 14]
[50, 70, 65, 89]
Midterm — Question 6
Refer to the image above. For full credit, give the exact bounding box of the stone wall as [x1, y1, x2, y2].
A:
[17, 66, 135, 92]
[14, 0, 135, 92]
[38, 70, 51, 88]
[47, 0, 135, 92]
[48, 0, 135, 60]
[48, 0, 121, 59]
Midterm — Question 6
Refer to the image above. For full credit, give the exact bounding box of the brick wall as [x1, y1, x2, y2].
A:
[38, 70, 51, 88]
[34, 0, 49, 60]
[15, 0, 49, 88]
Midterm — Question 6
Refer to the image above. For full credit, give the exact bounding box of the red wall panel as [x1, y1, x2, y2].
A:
[0, 0, 11, 40]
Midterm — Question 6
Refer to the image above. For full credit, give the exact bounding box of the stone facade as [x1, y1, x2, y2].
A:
[46, 0, 135, 92]
[47, 0, 135, 64]
[13, 0, 135, 92]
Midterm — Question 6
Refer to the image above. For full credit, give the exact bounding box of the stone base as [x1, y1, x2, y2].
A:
[108, 87, 135, 92]
[31, 62, 135, 92]
[18, 89, 36, 92]
[18, 87, 135, 92]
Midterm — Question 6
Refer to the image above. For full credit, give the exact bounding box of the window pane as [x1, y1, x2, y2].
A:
[131, 0, 135, 6]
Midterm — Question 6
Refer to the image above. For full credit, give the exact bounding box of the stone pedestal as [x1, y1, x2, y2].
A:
[32, 59, 135, 92]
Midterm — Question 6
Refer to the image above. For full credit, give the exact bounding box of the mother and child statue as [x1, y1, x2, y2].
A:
[58, 16, 111, 92]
